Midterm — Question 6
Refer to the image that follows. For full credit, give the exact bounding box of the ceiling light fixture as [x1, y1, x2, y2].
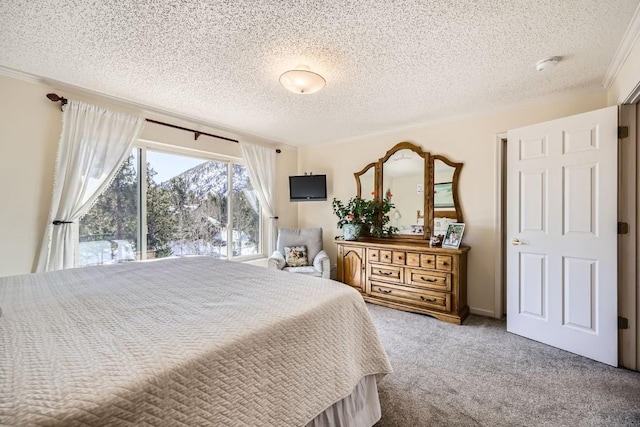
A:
[536, 56, 560, 71]
[279, 68, 326, 94]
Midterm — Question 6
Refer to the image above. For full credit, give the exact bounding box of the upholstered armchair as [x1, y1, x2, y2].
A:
[267, 228, 330, 278]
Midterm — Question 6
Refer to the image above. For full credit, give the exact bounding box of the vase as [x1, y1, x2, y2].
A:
[343, 224, 362, 241]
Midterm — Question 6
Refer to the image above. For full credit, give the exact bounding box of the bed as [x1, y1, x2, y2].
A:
[0, 257, 392, 426]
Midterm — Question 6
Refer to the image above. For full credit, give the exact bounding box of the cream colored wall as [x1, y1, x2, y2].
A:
[0, 76, 60, 276]
[298, 89, 608, 316]
[0, 74, 297, 277]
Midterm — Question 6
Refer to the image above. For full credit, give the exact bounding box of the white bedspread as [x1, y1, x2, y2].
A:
[0, 257, 392, 426]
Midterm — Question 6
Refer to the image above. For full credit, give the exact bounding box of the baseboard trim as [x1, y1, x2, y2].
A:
[469, 307, 496, 318]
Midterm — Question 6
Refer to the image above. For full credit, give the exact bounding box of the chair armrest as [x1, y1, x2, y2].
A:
[313, 250, 331, 279]
[268, 251, 286, 270]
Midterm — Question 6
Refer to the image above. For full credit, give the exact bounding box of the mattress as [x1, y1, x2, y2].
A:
[0, 257, 392, 426]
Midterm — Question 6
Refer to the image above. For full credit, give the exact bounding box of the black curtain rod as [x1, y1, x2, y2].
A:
[144, 118, 239, 143]
[46, 93, 281, 153]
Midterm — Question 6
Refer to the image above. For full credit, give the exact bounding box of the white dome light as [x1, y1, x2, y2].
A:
[279, 69, 326, 94]
[536, 56, 560, 71]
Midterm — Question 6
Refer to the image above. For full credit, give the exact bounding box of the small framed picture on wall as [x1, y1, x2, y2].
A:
[442, 223, 465, 249]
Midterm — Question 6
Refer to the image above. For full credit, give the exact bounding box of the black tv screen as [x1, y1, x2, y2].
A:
[289, 175, 327, 201]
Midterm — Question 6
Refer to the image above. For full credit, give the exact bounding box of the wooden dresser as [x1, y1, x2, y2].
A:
[336, 239, 469, 324]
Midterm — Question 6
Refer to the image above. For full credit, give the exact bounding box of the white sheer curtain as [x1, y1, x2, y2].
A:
[36, 101, 144, 272]
[239, 141, 278, 255]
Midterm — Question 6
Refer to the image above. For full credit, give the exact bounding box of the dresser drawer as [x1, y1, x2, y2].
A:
[379, 250, 393, 263]
[368, 249, 380, 262]
[436, 255, 453, 271]
[406, 252, 421, 267]
[370, 281, 451, 312]
[392, 251, 406, 265]
[407, 269, 451, 292]
[369, 264, 403, 283]
[420, 254, 436, 269]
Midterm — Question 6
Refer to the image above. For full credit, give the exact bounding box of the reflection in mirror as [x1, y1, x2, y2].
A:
[432, 155, 463, 236]
[434, 159, 455, 209]
[432, 158, 461, 238]
[382, 149, 425, 235]
[360, 167, 375, 199]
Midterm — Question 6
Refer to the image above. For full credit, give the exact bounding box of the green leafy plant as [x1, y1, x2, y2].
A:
[369, 189, 399, 237]
[332, 192, 398, 237]
[331, 196, 376, 229]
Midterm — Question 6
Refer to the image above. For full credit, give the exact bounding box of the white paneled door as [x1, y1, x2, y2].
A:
[506, 106, 618, 366]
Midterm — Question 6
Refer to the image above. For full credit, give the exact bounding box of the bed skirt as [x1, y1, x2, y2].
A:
[306, 374, 382, 427]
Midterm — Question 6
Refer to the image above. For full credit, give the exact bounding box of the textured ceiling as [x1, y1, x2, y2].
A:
[1, 0, 638, 146]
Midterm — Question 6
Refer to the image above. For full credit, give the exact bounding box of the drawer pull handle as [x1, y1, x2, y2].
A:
[379, 288, 392, 294]
[441, 262, 448, 266]
[420, 296, 437, 303]
[378, 270, 394, 276]
[420, 276, 438, 282]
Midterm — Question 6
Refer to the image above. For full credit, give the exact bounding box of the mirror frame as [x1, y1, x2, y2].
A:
[353, 141, 463, 241]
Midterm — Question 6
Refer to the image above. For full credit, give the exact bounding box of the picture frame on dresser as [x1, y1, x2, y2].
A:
[442, 223, 465, 249]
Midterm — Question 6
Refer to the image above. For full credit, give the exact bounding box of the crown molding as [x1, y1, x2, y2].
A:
[0, 65, 43, 84]
[623, 79, 640, 104]
[603, 4, 640, 90]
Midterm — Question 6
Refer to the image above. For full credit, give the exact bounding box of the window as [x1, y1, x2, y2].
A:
[231, 164, 260, 257]
[79, 149, 139, 266]
[79, 146, 262, 266]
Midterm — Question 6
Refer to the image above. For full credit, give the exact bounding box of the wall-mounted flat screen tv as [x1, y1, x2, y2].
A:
[289, 174, 327, 201]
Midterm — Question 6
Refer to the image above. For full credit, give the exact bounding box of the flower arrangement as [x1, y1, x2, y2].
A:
[331, 196, 376, 229]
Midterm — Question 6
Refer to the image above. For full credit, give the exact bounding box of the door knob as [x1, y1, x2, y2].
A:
[511, 238, 524, 246]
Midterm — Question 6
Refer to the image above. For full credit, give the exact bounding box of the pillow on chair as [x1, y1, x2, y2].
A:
[284, 245, 309, 267]
[277, 228, 323, 263]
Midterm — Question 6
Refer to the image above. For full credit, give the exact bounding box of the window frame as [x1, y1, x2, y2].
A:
[133, 139, 265, 262]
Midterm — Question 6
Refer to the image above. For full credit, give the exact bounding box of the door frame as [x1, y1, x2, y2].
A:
[493, 133, 507, 319]
[619, 103, 638, 370]
[620, 84, 640, 371]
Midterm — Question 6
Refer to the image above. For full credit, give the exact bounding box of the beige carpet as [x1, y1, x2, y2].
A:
[367, 304, 640, 427]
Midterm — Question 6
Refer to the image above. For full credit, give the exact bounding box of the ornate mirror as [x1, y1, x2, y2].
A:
[353, 141, 463, 241]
